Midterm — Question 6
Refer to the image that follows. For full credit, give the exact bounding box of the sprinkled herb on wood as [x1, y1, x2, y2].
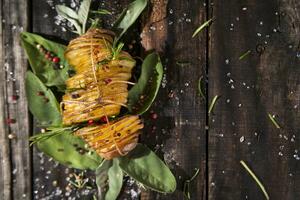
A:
[268, 113, 281, 129]
[198, 76, 206, 100]
[183, 168, 200, 200]
[192, 18, 213, 38]
[240, 160, 270, 200]
[208, 95, 219, 114]
[176, 61, 190, 67]
[239, 50, 251, 60]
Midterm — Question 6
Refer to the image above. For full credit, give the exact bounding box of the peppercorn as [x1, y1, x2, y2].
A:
[52, 57, 60, 63]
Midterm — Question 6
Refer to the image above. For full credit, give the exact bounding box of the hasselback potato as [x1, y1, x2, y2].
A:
[61, 28, 143, 159]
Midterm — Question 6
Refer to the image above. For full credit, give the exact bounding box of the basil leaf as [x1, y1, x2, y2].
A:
[127, 52, 163, 114]
[118, 144, 176, 193]
[21, 32, 71, 90]
[37, 130, 102, 170]
[56, 5, 82, 35]
[105, 159, 123, 200]
[77, 0, 92, 33]
[96, 160, 112, 199]
[96, 160, 123, 200]
[25, 71, 61, 126]
[113, 0, 148, 43]
[56, 5, 78, 19]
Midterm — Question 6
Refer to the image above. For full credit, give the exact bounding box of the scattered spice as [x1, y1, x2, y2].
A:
[8, 133, 16, 139]
[6, 118, 16, 124]
[150, 113, 158, 120]
[52, 57, 60, 63]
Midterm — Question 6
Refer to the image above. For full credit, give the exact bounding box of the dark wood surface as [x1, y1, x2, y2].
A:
[209, 1, 300, 199]
[0, 0, 299, 200]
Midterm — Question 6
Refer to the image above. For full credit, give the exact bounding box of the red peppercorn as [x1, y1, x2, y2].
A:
[104, 78, 112, 84]
[37, 91, 44, 96]
[12, 95, 18, 101]
[46, 51, 52, 58]
[100, 116, 108, 123]
[6, 118, 16, 124]
[151, 113, 158, 120]
[52, 57, 60, 63]
[88, 119, 94, 125]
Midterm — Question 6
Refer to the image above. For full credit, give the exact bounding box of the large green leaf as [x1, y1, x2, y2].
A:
[105, 159, 123, 200]
[25, 71, 61, 126]
[96, 160, 123, 200]
[127, 52, 163, 114]
[77, 0, 92, 33]
[118, 144, 176, 193]
[96, 160, 112, 199]
[113, 0, 148, 44]
[37, 130, 102, 170]
[21, 32, 71, 90]
[56, 0, 92, 35]
[56, 5, 82, 35]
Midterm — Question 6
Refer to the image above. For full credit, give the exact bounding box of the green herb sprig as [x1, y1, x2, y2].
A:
[183, 168, 200, 199]
[240, 160, 270, 200]
[268, 113, 281, 129]
[208, 95, 219, 115]
[192, 18, 213, 38]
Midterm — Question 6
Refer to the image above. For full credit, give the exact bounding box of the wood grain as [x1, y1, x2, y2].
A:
[140, 0, 207, 199]
[1, 0, 300, 199]
[208, 0, 300, 199]
[0, 0, 31, 199]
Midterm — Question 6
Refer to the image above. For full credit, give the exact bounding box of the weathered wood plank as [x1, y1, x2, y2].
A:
[0, 0, 31, 199]
[140, 0, 207, 199]
[208, 0, 300, 199]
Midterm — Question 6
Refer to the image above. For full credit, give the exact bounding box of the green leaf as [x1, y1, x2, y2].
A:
[77, 0, 92, 33]
[106, 159, 123, 200]
[118, 144, 176, 193]
[96, 159, 123, 200]
[25, 71, 61, 126]
[127, 52, 163, 115]
[113, 0, 148, 44]
[37, 130, 102, 170]
[56, 5, 78, 19]
[96, 160, 112, 199]
[56, 5, 83, 35]
[20, 32, 71, 90]
[96, 160, 123, 200]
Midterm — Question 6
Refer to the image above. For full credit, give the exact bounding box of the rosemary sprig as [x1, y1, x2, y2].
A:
[176, 61, 190, 67]
[183, 168, 200, 199]
[112, 42, 124, 60]
[29, 126, 76, 146]
[268, 113, 281, 129]
[90, 9, 112, 15]
[208, 95, 219, 114]
[239, 50, 251, 60]
[240, 160, 270, 200]
[192, 18, 213, 38]
[198, 76, 206, 100]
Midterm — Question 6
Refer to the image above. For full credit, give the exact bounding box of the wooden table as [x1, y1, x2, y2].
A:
[1, 0, 299, 199]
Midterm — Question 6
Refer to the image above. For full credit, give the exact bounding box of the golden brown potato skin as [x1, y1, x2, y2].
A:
[74, 116, 143, 160]
[62, 29, 143, 159]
